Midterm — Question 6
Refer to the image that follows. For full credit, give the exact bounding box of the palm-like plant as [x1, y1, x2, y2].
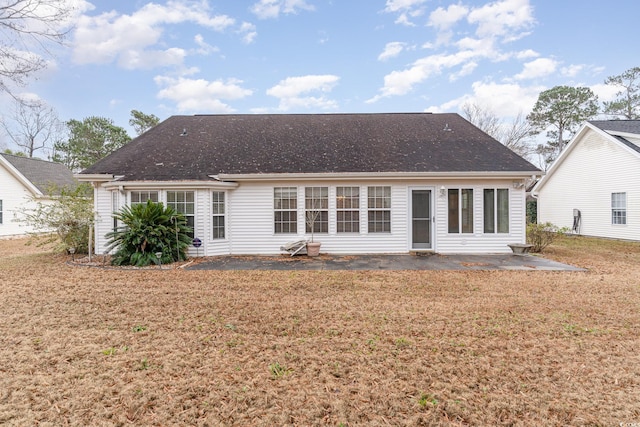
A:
[106, 200, 192, 266]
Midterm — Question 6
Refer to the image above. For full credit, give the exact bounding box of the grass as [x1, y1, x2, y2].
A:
[0, 235, 639, 425]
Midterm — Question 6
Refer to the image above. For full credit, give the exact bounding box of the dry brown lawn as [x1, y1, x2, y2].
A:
[1, 235, 639, 426]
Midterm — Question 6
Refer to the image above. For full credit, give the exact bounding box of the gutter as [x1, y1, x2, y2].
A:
[217, 171, 542, 181]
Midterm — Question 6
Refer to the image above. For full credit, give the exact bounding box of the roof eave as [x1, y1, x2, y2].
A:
[0, 155, 43, 196]
[218, 171, 542, 181]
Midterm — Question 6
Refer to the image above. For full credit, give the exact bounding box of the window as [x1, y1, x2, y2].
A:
[368, 186, 391, 233]
[167, 191, 195, 238]
[212, 191, 225, 239]
[112, 191, 118, 231]
[130, 190, 158, 206]
[448, 189, 473, 233]
[612, 192, 627, 225]
[483, 188, 509, 233]
[274, 187, 297, 234]
[0, 199, 3, 224]
[305, 187, 328, 234]
[336, 187, 360, 233]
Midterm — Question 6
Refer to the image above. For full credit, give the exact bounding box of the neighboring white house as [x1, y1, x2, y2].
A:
[0, 153, 77, 237]
[77, 113, 541, 256]
[533, 120, 640, 241]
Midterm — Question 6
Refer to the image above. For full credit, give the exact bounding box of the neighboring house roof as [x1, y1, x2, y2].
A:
[0, 153, 77, 196]
[533, 120, 640, 192]
[80, 113, 540, 181]
[589, 120, 640, 154]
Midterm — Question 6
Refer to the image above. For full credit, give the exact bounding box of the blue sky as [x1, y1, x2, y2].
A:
[2, 0, 639, 151]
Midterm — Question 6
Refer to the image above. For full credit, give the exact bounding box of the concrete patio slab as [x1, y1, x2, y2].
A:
[185, 253, 586, 271]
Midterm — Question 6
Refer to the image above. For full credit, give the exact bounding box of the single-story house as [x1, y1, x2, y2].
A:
[533, 120, 640, 241]
[77, 113, 541, 256]
[0, 153, 77, 237]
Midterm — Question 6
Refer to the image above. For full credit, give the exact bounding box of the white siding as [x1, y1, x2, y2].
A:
[93, 185, 116, 253]
[434, 180, 526, 254]
[0, 166, 47, 237]
[538, 129, 640, 241]
[90, 178, 528, 256]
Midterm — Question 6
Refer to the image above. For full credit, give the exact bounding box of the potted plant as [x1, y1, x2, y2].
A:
[305, 197, 323, 257]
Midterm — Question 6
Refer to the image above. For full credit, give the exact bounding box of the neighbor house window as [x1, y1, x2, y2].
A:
[167, 191, 195, 238]
[274, 187, 297, 234]
[368, 186, 391, 233]
[448, 189, 473, 233]
[305, 187, 328, 234]
[130, 190, 158, 206]
[336, 187, 360, 233]
[483, 188, 509, 233]
[212, 191, 225, 239]
[612, 192, 627, 225]
[0, 199, 3, 224]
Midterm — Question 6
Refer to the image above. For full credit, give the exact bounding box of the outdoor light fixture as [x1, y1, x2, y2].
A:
[69, 247, 76, 261]
[439, 186, 446, 197]
[155, 252, 163, 269]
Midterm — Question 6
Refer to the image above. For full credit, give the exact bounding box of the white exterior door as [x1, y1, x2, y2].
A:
[410, 188, 432, 250]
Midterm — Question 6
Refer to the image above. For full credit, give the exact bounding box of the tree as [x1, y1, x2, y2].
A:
[0, 0, 76, 98]
[53, 116, 131, 171]
[106, 200, 192, 266]
[1, 98, 61, 157]
[19, 183, 94, 253]
[461, 102, 533, 159]
[603, 66, 640, 119]
[129, 110, 160, 135]
[527, 86, 599, 167]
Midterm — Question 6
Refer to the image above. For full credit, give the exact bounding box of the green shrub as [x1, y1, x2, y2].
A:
[106, 200, 192, 266]
[526, 222, 566, 253]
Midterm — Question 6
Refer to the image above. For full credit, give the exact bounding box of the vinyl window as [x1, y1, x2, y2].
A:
[483, 188, 509, 233]
[612, 192, 627, 225]
[305, 187, 329, 234]
[368, 186, 391, 233]
[336, 187, 360, 233]
[167, 191, 195, 238]
[212, 191, 225, 239]
[274, 187, 297, 234]
[448, 189, 473, 233]
[130, 190, 158, 206]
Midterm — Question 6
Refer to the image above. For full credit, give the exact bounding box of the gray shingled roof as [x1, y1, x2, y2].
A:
[81, 113, 540, 181]
[1, 154, 77, 194]
[589, 120, 640, 154]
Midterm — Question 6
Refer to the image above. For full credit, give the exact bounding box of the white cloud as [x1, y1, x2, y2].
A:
[193, 34, 219, 55]
[266, 74, 339, 111]
[384, 0, 427, 13]
[378, 42, 406, 61]
[154, 75, 252, 113]
[428, 4, 469, 31]
[239, 22, 258, 44]
[590, 83, 619, 103]
[514, 58, 558, 80]
[468, 0, 535, 42]
[431, 80, 543, 118]
[72, 0, 236, 69]
[384, 0, 427, 26]
[250, 0, 315, 20]
[561, 64, 584, 77]
[371, 0, 537, 102]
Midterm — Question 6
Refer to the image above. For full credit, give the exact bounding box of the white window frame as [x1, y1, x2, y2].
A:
[483, 188, 509, 234]
[212, 191, 226, 240]
[130, 190, 158, 206]
[274, 187, 298, 234]
[367, 186, 391, 233]
[336, 186, 360, 233]
[305, 187, 329, 234]
[611, 192, 627, 225]
[166, 190, 195, 238]
[448, 188, 473, 234]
